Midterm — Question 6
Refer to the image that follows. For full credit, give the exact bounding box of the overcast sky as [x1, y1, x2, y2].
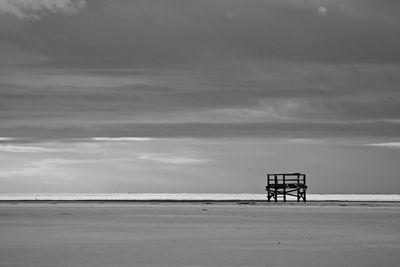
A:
[0, 0, 399, 194]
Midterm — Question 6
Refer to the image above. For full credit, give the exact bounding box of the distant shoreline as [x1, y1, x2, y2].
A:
[1, 200, 400, 206]
[1, 193, 400, 202]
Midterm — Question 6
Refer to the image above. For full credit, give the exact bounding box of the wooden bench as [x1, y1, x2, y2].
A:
[266, 173, 307, 202]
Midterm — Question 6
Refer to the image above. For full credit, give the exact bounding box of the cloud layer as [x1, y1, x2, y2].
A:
[2, 0, 400, 64]
[0, 145, 56, 152]
[0, 62, 399, 140]
[0, 0, 86, 20]
[365, 142, 400, 149]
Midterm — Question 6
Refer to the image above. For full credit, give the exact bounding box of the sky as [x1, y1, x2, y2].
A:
[0, 0, 399, 194]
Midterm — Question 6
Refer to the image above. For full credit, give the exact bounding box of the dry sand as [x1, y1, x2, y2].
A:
[0, 202, 399, 267]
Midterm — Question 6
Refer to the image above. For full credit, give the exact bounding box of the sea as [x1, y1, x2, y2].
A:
[0, 193, 399, 201]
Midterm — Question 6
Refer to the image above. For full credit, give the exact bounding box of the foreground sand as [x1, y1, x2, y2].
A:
[1, 202, 399, 267]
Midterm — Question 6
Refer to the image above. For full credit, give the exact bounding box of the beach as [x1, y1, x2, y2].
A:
[1, 202, 399, 267]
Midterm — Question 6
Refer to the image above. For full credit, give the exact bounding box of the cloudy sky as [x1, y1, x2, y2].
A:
[0, 0, 399, 194]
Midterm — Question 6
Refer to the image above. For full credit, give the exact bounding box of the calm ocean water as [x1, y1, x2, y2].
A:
[0, 193, 399, 201]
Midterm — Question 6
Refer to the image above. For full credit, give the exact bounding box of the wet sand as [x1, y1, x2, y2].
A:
[1, 202, 399, 267]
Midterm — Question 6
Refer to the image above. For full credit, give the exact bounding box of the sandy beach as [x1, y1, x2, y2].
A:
[1, 202, 399, 267]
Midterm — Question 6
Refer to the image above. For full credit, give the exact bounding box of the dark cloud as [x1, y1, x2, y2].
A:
[0, 1, 399, 141]
[1, 121, 399, 141]
[1, 0, 400, 66]
[1, 62, 399, 143]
